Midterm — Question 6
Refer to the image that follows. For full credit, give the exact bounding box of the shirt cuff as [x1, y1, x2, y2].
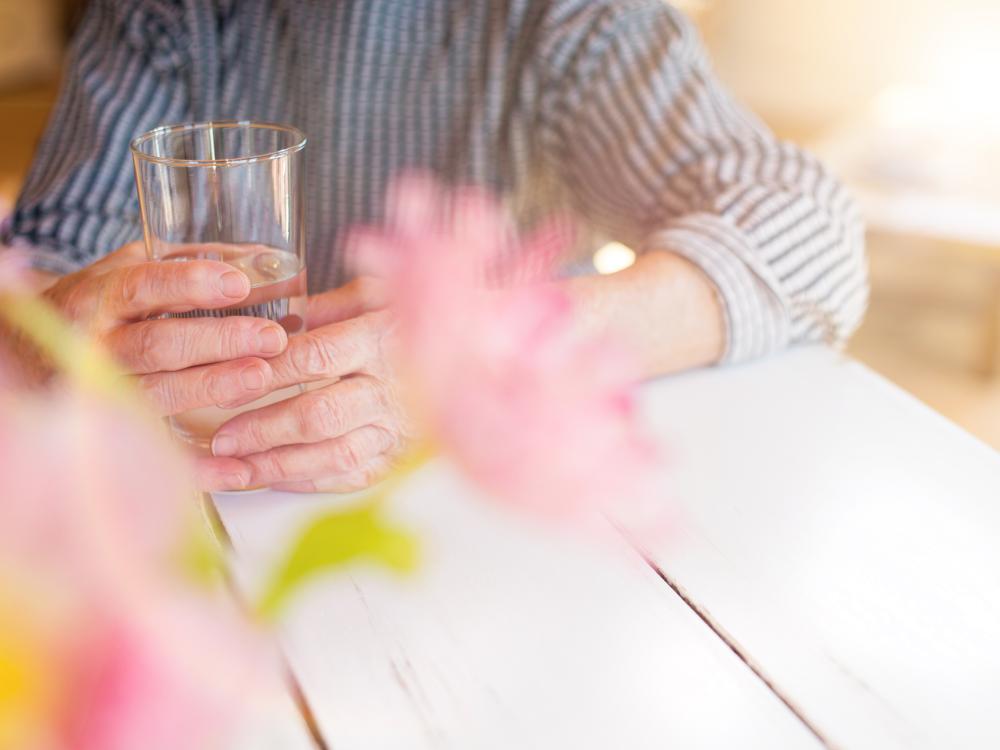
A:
[644, 213, 791, 364]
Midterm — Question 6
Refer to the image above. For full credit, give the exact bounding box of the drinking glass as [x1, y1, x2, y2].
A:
[131, 121, 307, 452]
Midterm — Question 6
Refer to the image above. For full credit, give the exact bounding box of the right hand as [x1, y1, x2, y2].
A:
[31, 241, 288, 417]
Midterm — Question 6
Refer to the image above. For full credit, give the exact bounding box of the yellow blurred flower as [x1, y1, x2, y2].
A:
[0, 591, 58, 750]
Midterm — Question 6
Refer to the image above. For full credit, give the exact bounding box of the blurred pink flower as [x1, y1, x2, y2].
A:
[0, 388, 280, 750]
[58, 593, 274, 750]
[353, 177, 656, 516]
[0, 395, 191, 590]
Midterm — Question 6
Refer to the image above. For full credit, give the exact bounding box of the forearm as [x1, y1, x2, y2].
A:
[546, 4, 867, 365]
[566, 250, 725, 379]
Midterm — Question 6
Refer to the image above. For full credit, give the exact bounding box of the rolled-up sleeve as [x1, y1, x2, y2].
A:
[540, 1, 868, 363]
[2, 0, 191, 271]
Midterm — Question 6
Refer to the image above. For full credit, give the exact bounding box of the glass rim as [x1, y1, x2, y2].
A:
[130, 120, 307, 167]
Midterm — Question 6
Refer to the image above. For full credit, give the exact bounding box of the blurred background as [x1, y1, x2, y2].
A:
[2, 0, 999, 448]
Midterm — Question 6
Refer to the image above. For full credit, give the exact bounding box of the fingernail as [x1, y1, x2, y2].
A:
[257, 325, 285, 355]
[239, 365, 266, 391]
[220, 271, 249, 299]
[212, 434, 238, 457]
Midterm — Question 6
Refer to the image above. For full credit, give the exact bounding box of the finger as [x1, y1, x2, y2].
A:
[89, 240, 147, 270]
[267, 312, 386, 389]
[194, 456, 253, 492]
[211, 376, 385, 457]
[306, 276, 387, 329]
[271, 453, 396, 494]
[101, 259, 251, 320]
[135, 356, 275, 416]
[241, 425, 396, 487]
[105, 316, 287, 374]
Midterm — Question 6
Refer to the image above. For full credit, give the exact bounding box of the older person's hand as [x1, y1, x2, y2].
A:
[20, 242, 288, 413]
[198, 277, 411, 493]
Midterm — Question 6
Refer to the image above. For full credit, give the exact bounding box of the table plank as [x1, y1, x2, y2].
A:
[631, 347, 1000, 749]
[220, 687, 318, 750]
[214, 463, 821, 750]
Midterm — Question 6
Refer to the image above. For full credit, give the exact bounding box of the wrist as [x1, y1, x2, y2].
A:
[564, 250, 725, 377]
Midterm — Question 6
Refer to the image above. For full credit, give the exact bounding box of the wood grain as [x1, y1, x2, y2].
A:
[627, 346, 1000, 749]
[214, 464, 820, 749]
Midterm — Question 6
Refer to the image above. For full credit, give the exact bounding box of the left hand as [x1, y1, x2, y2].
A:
[198, 278, 414, 492]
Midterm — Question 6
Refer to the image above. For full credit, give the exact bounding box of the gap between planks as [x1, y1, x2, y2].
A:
[207, 486, 833, 750]
[633, 544, 837, 749]
[202, 495, 332, 750]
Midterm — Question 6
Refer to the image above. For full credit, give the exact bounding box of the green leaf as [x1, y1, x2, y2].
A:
[256, 499, 418, 619]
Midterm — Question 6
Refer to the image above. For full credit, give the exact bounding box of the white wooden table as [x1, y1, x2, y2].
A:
[214, 347, 1000, 749]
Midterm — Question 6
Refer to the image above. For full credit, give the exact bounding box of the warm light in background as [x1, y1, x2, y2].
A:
[870, 7, 1000, 134]
[593, 242, 636, 275]
[810, 0, 1000, 227]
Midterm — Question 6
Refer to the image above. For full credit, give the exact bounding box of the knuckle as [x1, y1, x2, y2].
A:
[291, 333, 335, 377]
[240, 420, 268, 452]
[365, 379, 402, 435]
[249, 451, 289, 482]
[368, 311, 394, 361]
[343, 462, 382, 492]
[134, 323, 168, 371]
[343, 324, 375, 364]
[206, 360, 266, 407]
[309, 391, 346, 438]
[202, 366, 231, 404]
[118, 266, 146, 309]
[137, 373, 177, 415]
[359, 461, 384, 486]
[369, 379, 394, 418]
[210, 317, 247, 359]
[330, 436, 364, 472]
[372, 424, 401, 455]
[57, 282, 92, 322]
[183, 322, 212, 362]
[221, 318, 257, 358]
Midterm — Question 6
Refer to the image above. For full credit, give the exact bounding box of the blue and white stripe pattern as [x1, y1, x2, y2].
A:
[4, 0, 867, 364]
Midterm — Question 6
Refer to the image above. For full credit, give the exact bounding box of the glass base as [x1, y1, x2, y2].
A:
[172, 384, 305, 493]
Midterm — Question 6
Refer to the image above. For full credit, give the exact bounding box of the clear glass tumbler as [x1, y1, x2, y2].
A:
[131, 121, 307, 452]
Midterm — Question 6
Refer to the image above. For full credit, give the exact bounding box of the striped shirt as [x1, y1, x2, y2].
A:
[3, 0, 867, 364]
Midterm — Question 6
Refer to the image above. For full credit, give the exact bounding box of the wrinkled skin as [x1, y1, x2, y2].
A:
[24, 241, 290, 415]
[197, 277, 416, 493]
